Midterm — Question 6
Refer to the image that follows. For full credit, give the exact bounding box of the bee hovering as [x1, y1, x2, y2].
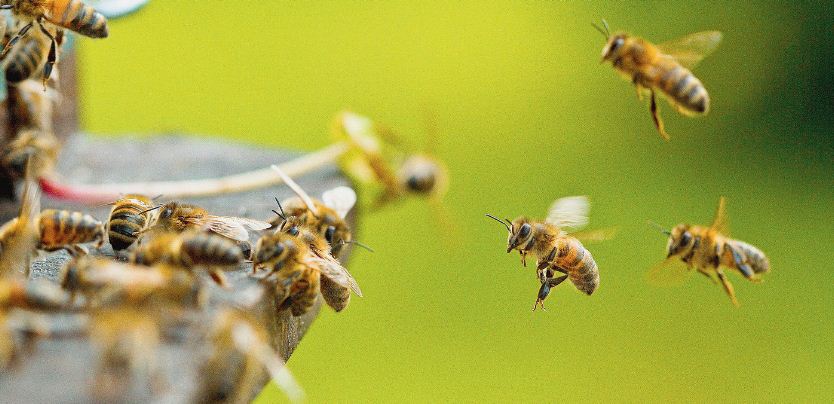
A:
[487, 196, 615, 310]
[647, 197, 770, 307]
[0, 0, 108, 88]
[595, 20, 722, 140]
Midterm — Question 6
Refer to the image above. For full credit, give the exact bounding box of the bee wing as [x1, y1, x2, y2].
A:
[306, 255, 363, 297]
[545, 196, 590, 233]
[271, 165, 318, 215]
[321, 186, 357, 219]
[336, 111, 382, 153]
[0, 164, 40, 277]
[657, 31, 723, 69]
[570, 227, 618, 243]
[709, 196, 730, 236]
[200, 216, 250, 242]
[645, 257, 692, 287]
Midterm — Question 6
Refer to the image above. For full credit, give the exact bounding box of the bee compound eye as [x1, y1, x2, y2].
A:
[325, 226, 336, 243]
[519, 223, 531, 238]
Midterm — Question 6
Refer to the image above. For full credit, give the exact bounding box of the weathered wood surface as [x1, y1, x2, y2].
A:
[0, 134, 352, 403]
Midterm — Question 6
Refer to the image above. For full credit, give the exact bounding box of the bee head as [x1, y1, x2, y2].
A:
[601, 33, 628, 63]
[485, 214, 533, 253]
[399, 155, 443, 195]
[666, 224, 695, 258]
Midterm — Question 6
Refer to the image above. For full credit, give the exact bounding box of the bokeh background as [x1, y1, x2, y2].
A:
[76, 2, 832, 402]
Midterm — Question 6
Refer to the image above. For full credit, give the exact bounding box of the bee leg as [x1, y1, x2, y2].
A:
[649, 90, 670, 141]
[36, 20, 58, 90]
[726, 245, 759, 283]
[532, 275, 568, 312]
[520, 251, 528, 267]
[1, 22, 34, 57]
[632, 78, 644, 101]
[715, 269, 740, 307]
[696, 267, 718, 284]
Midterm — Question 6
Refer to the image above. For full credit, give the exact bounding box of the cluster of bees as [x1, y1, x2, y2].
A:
[487, 21, 771, 310]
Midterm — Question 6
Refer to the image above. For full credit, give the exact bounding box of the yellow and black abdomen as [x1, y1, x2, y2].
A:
[47, 0, 109, 38]
[553, 237, 600, 295]
[655, 60, 709, 114]
[726, 239, 770, 275]
[3, 34, 48, 83]
[107, 201, 152, 251]
[179, 232, 244, 267]
[38, 209, 104, 251]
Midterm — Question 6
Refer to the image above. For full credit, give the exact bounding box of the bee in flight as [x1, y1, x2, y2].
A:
[147, 201, 271, 243]
[648, 197, 770, 307]
[0, 0, 109, 88]
[594, 20, 722, 140]
[487, 196, 615, 310]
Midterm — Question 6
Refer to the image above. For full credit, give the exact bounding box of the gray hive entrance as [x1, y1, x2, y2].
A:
[0, 135, 353, 402]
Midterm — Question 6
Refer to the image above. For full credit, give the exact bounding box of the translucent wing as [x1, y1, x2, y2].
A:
[709, 196, 730, 236]
[321, 186, 357, 219]
[645, 257, 692, 287]
[545, 196, 590, 232]
[200, 216, 251, 242]
[657, 31, 722, 69]
[571, 227, 618, 243]
[307, 255, 363, 297]
[337, 111, 382, 153]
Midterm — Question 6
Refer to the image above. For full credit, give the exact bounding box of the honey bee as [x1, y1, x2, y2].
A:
[0, 278, 69, 310]
[129, 231, 246, 288]
[486, 196, 615, 310]
[0, 0, 109, 87]
[104, 194, 158, 252]
[648, 197, 770, 307]
[0, 165, 40, 277]
[59, 256, 205, 308]
[270, 168, 358, 257]
[195, 308, 304, 403]
[595, 20, 722, 140]
[1, 21, 63, 83]
[2, 80, 60, 179]
[333, 111, 450, 203]
[90, 307, 164, 401]
[150, 201, 271, 243]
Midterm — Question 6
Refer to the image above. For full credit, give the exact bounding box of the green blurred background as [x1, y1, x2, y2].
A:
[76, 2, 832, 402]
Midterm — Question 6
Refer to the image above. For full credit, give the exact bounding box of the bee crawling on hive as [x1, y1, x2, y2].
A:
[647, 197, 770, 307]
[253, 166, 363, 315]
[594, 19, 722, 140]
[487, 196, 616, 311]
[0, 0, 108, 88]
[195, 308, 304, 403]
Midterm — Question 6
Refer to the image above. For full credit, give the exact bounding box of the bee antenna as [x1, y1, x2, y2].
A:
[341, 239, 375, 253]
[138, 205, 163, 215]
[485, 214, 511, 232]
[273, 197, 286, 220]
[592, 19, 610, 39]
[647, 220, 671, 236]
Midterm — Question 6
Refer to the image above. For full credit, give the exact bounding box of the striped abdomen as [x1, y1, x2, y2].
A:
[107, 198, 153, 251]
[549, 237, 600, 295]
[38, 209, 104, 250]
[47, 0, 108, 38]
[655, 61, 709, 114]
[3, 34, 48, 83]
[727, 239, 770, 274]
[180, 232, 244, 268]
[320, 276, 350, 312]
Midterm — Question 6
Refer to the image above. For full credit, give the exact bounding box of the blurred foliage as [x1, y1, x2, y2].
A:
[77, 2, 833, 402]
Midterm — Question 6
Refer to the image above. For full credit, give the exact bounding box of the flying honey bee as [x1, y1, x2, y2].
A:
[104, 194, 158, 252]
[0, 0, 109, 87]
[194, 308, 304, 403]
[2, 80, 60, 179]
[595, 20, 722, 140]
[90, 307, 164, 401]
[129, 230, 246, 288]
[486, 196, 615, 310]
[148, 201, 271, 243]
[60, 256, 205, 308]
[1, 21, 63, 83]
[332, 111, 450, 205]
[647, 197, 770, 307]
